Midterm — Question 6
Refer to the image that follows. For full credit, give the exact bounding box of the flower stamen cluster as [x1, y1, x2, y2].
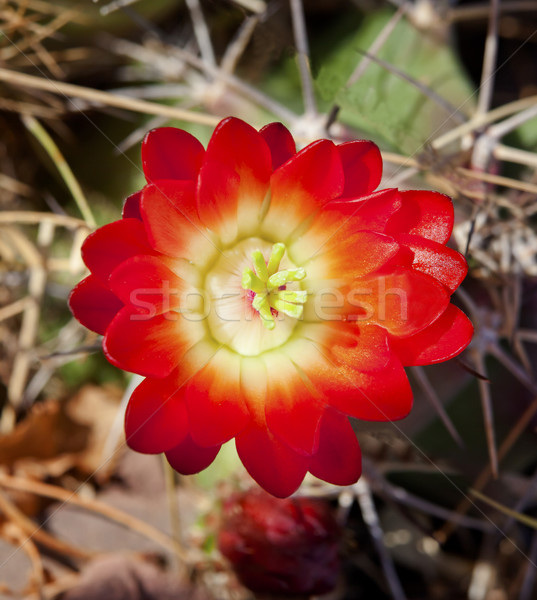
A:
[242, 243, 307, 329]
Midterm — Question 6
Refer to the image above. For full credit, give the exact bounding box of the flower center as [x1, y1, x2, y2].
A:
[241, 243, 307, 330]
[203, 238, 307, 357]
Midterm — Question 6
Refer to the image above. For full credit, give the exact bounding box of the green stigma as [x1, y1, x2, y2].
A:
[241, 243, 307, 330]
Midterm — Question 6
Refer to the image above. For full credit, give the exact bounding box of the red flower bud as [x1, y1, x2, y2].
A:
[218, 489, 340, 597]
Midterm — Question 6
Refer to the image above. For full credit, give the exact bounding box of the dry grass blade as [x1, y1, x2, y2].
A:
[21, 114, 96, 229]
[4, 523, 46, 600]
[469, 489, 537, 531]
[455, 167, 537, 195]
[0, 297, 31, 323]
[0, 7, 80, 78]
[0, 473, 185, 558]
[0, 172, 33, 197]
[0, 211, 89, 230]
[0, 97, 61, 119]
[432, 94, 537, 149]
[2, 223, 52, 431]
[494, 144, 537, 169]
[0, 67, 221, 126]
[0, 490, 94, 562]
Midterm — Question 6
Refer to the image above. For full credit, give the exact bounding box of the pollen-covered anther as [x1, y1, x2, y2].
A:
[242, 243, 307, 330]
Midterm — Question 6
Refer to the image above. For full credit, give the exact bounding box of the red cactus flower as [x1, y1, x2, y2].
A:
[218, 489, 340, 596]
[69, 117, 473, 497]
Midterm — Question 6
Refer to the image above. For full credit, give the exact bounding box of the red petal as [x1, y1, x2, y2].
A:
[240, 356, 268, 425]
[141, 180, 217, 263]
[186, 349, 250, 447]
[297, 322, 391, 374]
[122, 191, 142, 220]
[328, 353, 413, 421]
[69, 274, 123, 335]
[262, 139, 344, 240]
[350, 268, 450, 337]
[391, 304, 473, 366]
[259, 122, 296, 170]
[385, 190, 454, 244]
[197, 117, 272, 242]
[142, 127, 205, 183]
[337, 140, 382, 197]
[289, 189, 401, 265]
[125, 372, 188, 454]
[309, 411, 362, 486]
[395, 233, 468, 292]
[165, 433, 221, 475]
[108, 255, 188, 314]
[236, 424, 308, 498]
[103, 307, 204, 378]
[282, 328, 410, 421]
[82, 219, 153, 283]
[305, 231, 399, 281]
[263, 353, 325, 456]
[325, 188, 401, 227]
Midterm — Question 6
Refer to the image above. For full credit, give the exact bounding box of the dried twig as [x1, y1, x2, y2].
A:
[3, 523, 46, 600]
[0, 490, 94, 562]
[3, 223, 52, 430]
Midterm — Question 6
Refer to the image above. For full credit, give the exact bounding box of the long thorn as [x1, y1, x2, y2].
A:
[471, 349, 499, 479]
[289, 0, 317, 117]
[475, 0, 500, 120]
[185, 0, 216, 69]
[354, 478, 407, 600]
[411, 366, 465, 448]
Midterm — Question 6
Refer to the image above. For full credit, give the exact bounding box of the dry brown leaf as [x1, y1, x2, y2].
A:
[0, 385, 123, 520]
[0, 399, 87, 467]
[0, 384, 123, 474]
[64, 384, 124, 479]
